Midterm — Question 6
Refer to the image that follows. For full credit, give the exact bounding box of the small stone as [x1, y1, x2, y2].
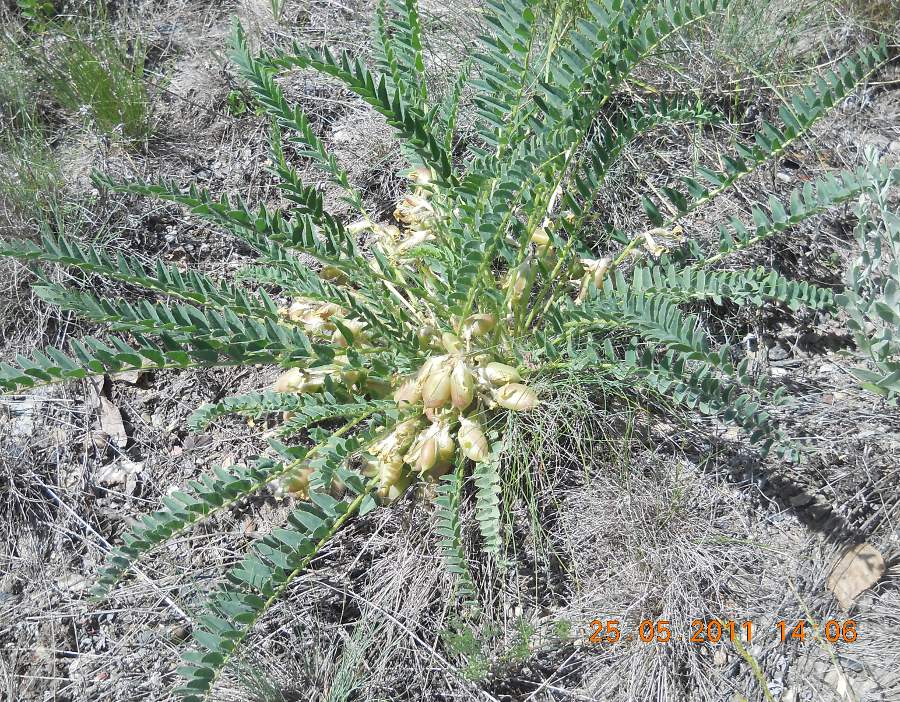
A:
[838, 655, 864, 673]
[0, 574, 21, 595]
[95, 459, 144, 487]
[167, 622, 192, 642]
[111, 370, 142, 384]
[56, 573, 90, 593]
[768, 345, 789, 361]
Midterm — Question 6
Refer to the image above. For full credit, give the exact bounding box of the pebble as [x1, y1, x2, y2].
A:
[167, 623, 192, 642]
[789, 494, 813, 507]
[768, 345, 790, 361]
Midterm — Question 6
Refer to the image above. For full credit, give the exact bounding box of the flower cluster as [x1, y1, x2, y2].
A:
[268, 168, 539, 501]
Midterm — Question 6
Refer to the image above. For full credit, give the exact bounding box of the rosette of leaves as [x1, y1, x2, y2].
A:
[0, 0, 894, 698]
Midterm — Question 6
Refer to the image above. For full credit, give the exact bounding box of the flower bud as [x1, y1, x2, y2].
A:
[320, 265, 348, 284]
[591, 257, 611, 289]
[441, 332, 462, 354]
[395, 229, 433, 254]
[416, 437, 438, 472]
[417, 325, 440, 351]
[372, 417, 423, 463]
[462, 313, 496, 340]
[643, 230, 665, 257]
[274, 367, 304, 393]
[408, 166, 433, 186]
[494, 382, 538, 411]
[270, 465, 313, 500]
[332, 319, 368, 348]
[530, 227, 550, 247]
[484, 362, 521, 386]
[347, 218, 372, 235]
[458, 416, 490, 463]
[506, 260, 535, 302]
[378, 464, 413, 502]
[393, 376, 421, 406]
[450, 359, 475, 410]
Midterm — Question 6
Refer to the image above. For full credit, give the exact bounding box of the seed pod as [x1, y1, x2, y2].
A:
[425, 461, 453, 480]
[417, 354, 446, 383]
[364, 376, 392, 399]
[494, 382, 538, 411]
[301, 370, 328, 393]
[535, 241, 554, 260]
[484, 362, 521, 386]
[422, 359, 452, 408]
[406, 418, 454, 473]
[450, 359, 475, 410]
[341, 368, 363, 387]
[463, 313, 496, 340]
[458, 416, 490, 463]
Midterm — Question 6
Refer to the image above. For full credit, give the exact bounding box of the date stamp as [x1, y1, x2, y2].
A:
[584, 619, 858, 645]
